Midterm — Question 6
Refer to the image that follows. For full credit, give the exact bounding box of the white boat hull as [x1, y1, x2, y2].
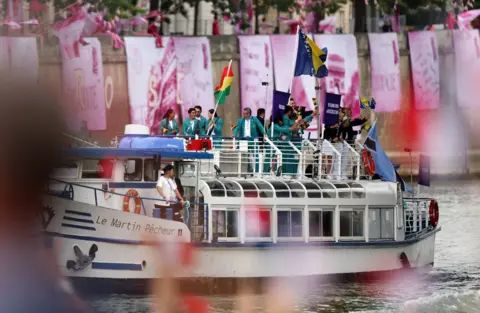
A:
[44, 197, 438, 293]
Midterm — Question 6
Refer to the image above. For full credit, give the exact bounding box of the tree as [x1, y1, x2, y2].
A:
[211, 0, 253, 32]
[290, 0, 347, 33]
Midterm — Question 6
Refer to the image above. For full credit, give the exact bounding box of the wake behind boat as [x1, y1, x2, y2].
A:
[42, 124, 441, 294]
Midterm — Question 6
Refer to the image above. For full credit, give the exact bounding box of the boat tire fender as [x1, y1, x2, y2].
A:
[429, 199, 439, 227]
[362, 149, 375, 176]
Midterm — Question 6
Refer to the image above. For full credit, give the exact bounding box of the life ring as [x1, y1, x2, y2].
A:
[123, 189, 142, 214]
[362, 149, 375, 176]
[429, 199, 439, 227]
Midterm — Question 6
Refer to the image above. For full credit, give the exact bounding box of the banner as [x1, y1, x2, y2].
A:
[238, 36, 274, 117]
[173, 37, 214, 119]
[452, 29, 480, 108]
[270, 35, 316, 111]
[59, 37, 106, 131]
[408, 31, 440, 110]
[323, 92, 341, 125]
[314, 34, 360, 117]
[368, 33, 401, 112]
[125, 37, 178, 134]
[0, 37, 39, 81]
[272, 90, 290, 121]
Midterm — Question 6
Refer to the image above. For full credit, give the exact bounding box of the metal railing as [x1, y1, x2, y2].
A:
[46, 179, 209, 243]
[403, 198, 431, 239]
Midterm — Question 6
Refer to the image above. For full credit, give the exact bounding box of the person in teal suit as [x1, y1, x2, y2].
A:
[183, 108, 205, 137]
[233, 107, 266, 173]
[206, 109, 224, 147]
[159, 109, 179, 136]
[195, 105, 208, 134]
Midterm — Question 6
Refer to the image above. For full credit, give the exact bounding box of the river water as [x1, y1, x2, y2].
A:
[88, 180, 480, 313]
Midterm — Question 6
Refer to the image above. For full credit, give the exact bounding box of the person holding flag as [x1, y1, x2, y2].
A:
[208, 60, 233, 136]
[206, 109, 224, 148]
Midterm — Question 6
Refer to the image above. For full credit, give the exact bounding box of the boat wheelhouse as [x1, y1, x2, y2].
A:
[43, 124, 440, 294]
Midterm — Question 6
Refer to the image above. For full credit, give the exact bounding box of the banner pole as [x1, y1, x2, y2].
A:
[315, 78, 322, 149]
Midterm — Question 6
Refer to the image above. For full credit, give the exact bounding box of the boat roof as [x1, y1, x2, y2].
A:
[62, 148, 214, 160]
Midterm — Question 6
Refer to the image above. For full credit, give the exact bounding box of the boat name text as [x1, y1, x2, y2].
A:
[96, 216, 182, 236]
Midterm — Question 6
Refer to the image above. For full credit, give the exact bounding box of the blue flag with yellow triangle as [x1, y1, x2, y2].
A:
[293, 29, 328, 79]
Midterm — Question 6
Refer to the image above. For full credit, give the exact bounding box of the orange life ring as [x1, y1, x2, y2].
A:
[429, 199, 439, 227]
[362, 149, 375, 176]
[123, 189, 142, 214]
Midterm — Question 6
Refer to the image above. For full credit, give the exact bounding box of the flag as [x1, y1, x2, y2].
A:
[214, 64, 234, 105]
[293, 29, 328, 79]
[360, 97, 376, 110]
[418, 154, 431, 187]
[364, 122, 412, 192]
[272, 90, 290, 121]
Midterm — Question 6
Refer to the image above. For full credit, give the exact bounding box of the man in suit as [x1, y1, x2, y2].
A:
[234, 107, 265, 173]
[183, 108, 204, 137]
[195, 105, 208, 134]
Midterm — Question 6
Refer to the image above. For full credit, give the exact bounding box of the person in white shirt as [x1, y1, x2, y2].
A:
[155, 164, 185, 221]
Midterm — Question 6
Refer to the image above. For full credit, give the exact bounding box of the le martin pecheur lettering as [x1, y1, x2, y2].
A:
[95, 216, 181, 236]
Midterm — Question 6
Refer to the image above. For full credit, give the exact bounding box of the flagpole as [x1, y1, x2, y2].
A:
[208, 59, 232, 135]
[288, 25, 300, 94]
[262, 73, 269, 134]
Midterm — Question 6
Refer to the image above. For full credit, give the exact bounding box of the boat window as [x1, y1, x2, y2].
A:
[285, 182, 305, 198]
[124, 159, 143, 181]
[303, 182, 322, 198]
[245, 209, 271, 238]
[369, 207, 394, 240]
[238, 181, 258, 198]
[339, 209, 364, 238]
[309, 210, 334, 237]
[81, 159, 114, 179]
[317, 182, 336, 198]
[222, 181, 241, 197]
[253, 181, 274, 198]
[144, 159, 159, 182]
[212, 209, 239, 239]
[348, 182, 366, 199]
[270, 181, 290, 198]
[333, 183, 351, 199]
[206, 181, 226, 197]
[277, 210, 303, 237]
[53, 161, 79, 178]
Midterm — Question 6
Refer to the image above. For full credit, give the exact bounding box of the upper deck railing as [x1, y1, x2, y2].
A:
[110, 134, 363, 181]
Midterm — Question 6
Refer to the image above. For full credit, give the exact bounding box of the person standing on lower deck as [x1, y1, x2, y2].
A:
[234, 107, 265, 173]
[155, 165, 185, 222]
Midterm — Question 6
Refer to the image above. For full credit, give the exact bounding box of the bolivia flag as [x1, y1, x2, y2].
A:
[214, 64, 234, 105]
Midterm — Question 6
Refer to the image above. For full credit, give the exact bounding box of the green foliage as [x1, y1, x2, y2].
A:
[210, 0, 252, 31]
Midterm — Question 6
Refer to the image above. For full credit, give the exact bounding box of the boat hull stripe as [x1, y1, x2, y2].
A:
[63, 216, 94, 224]
[45, 227, 440, 247]
[61, 223, 96, 231]
[91, 262, 143, 271]
[65, 210, 92, 217]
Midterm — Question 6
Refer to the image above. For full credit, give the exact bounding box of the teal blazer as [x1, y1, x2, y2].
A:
[198, 116, 208, 133]
[234, 116, 265, 138]
[183, 118, 205, 136]
[272, 123, 292, 139]
[207, 117, 224, 137]
[160, 118, 179, 135]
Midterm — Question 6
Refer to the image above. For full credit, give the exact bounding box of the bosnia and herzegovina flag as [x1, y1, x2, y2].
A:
[360, 97, 376, 110]
[293, 29, 328, 79]
[214, 63, 234, 105]
[364, 122, 412, 192]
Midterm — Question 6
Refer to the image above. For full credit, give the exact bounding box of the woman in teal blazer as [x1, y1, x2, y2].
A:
[159, 109, 179, 136]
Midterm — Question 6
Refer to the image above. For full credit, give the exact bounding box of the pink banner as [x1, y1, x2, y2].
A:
[173, 37, 214, 119]
[453, 30, 480, 108]
[270, 35, 316, 107]
[59, 37, 106, 131]
[125, 37, 178, 134]
[239, 36, 274, 116]
[368, 33, 401, 112]
[0, 37, 38, 81]
[408, 31, 440, 110]
[314, 34, 360, 117]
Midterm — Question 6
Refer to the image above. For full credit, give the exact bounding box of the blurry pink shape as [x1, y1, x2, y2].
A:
[145, 10, 161, 19]
[105, 31, 124, 49]
[21, 19, 39, 25]
[29, 0, 47, 12]
[457, 9, 480, 29]
[278, 17, 300, 25]
[291, 78, 309, 107]
[319, 16, 336, 33]
[131, 16, 147, 26]
[446, 11, 456, 29]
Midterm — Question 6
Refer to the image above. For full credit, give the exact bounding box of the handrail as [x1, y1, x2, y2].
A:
[48, 178, 207, 206]
[345, 142, 361, 181]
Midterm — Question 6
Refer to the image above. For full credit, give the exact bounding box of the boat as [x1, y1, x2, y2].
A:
[42, 124, 441, 294]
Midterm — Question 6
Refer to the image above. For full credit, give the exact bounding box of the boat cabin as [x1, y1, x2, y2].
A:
[48, 125, 435, 246]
